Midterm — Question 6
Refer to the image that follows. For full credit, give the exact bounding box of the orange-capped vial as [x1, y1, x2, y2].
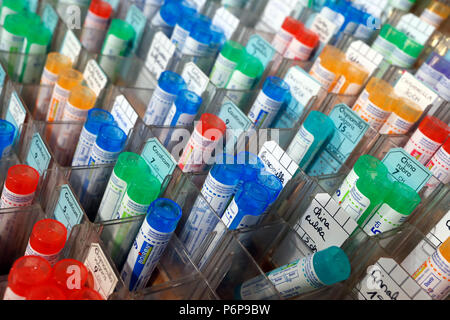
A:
[61, 85, 97, 122]
[24, 219, 68, 266]
[309, 45, 345, 91]
[379, 97, 423, 135]
[352, 77, 394, 130]
[0, 164, 40, 208]
[332, 60, 369, 96]
[271, 17, 304, 55]
[46, 68, 84, 122]
[40, 52, 73, 86]
[404, 116, 450, 165]
[68, 287, 104, 300]
[284, 27, 319, 61]
[3, 256, 52, 300]
[25, 283, 67, 300]
[50, 259, 89, 295]
[420, 1, 450, 28]
[413, 237, 450, 300]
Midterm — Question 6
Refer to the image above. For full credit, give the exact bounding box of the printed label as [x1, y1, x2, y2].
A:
[71, 127, 97, 166]
[5, 91, 27, 143]
[144, 86, 178, 126]
[404, 129, 442, 165]
[379, 112, 415, 135]
[394, 72, 438, 111]
[346, 41, 383, 76]
[353, 90, 392, 131]
[272, 28, 294, 55]
[83, 60, 108, 97]
[182, 37, 210, 56]
[259, 0, 297, 32]
[420, 9, 444, 27]
[115, 193, 150, 219]
[284, 38, 314, 61]
[181, 62, 209, 96]
[363, 203, 409, 236]
[141, 138, 176, 184]
[340, 184, 371, 221]
[426, 145, 450, 185]
[309, 58, 336, 90]
[332, 168, 359, 204]
[396, 13, 435, 46]
[218, 101, 252, 153]
[286, 125, 314, 165]
[178, 127, 218, 173]
[60, 30, 82, 66]
[210, 53, 238, 88]
[212, 7, 239, 40]
[0, 186, 35, 209]
[310, 14, 338, 44]
[226, 70, 255, 91]
[246, 34, 276, 69]
[145, 32, 176, 79]
[25, 133, 51, 176]
[125, 4, 147, 52]
[25, 240, 62, 266]
[97, 171, 127, 222]
[247, 91, 283, 129]
[47, 83, 71, 122]
[110, 95, 138, 135]
[221, 198, 239, 228]
[53, 185, 84, 238]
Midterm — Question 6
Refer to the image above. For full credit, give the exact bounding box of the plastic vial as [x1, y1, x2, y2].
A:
[284, 27, 319, 61]
[389, 34, 423, 69]
[412, 237, 450, 300]
[170, 11, 200, 53]
[25, 283, 67, 300]
[97, 152, 151, 222]
[80, 0, 113, 52]
[236, 246, 351, 300]
[68, 287, 103, 300]
[3, 256, 52, 300]
[286, 111, 335, 169]
[271, 16, 304, 55]
[403, 115, 450, 165]
[309, 45, 345, 91]
[88, 124, 127, 166]
[0, 119, 15, 159]
[363, 181, 421, 236]
[256, 170, 283, 207]
[25, 219, 68, 266]
[178, 113, 227, 173]
[143, 70, 187, 126]
[333, 154, 388, 205]
[121, 198, 182, 292]
[371, 24, 401, 60]
[0, 164, 39, 208]
[331, 59, 369, 96]
[415, 52, 450, 89]
[46, 68, 84, 122]
[424, 138, 450, 194]
[150, 1, 184, 37]
[209, 40, 245, 88]
[420, 1, 450, 27]
[0, 0, 26, 25]
[0, 14, 29, 76]
[71, 108, 115, 167]
[207, 24, 226, 57]
[182, 20, 214, 57]
[247, 76, 291, 129]
[236, 151, 265, 188]
[51, 259, 89, 296]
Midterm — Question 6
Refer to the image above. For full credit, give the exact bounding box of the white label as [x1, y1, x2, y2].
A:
[144, 86, 178, 126]
[163, 103, 197, 127]
[286, 125, 314, 165]
[47, 83, 71, 122]
[284, 38, 314, 61]
[6, 91, 27, 140]
[340, 184, 371, 221]
[260, 0, 297, 32]
[247, 91, 284, 129]
[345, 41, 383, 76]
[221, 197, 239, 228]
[396, 13, 435, 46]
[0, 186, 35, 209]
[171, 24, 190, 52]
[182, 37, 210, 57]
[272, 28, 294, 55]
[404, 128, 442, 165]
[88, 144, 121, 165]
[379, 112, 415, 135]
[71, 126, 97, 166]
[84, 243, 118, 299]
[83, 60, 108, 97]
[97, 171, 128, 222]
[110, 95, 138, 135]
[60, 30, 81, 66]
[310, 14, 338, 44]
[394, 72, 438, 111]
[284, 66, 321, 108]
[24, 240, 62, 266]
[420, 9, 444, 28]
[146, 32, 176, 79]
[309, 58, 336, 90]
[353, 90, 392, 131]
[363, 203, 409, 236]
[209, 53, 238, 88]
[212, 7, 239, 40]
[426, 145, 450, 185]
[332, 168, 359, 204]
[181, 62, 209, 96]
[226, 70, 255, 91]
[3, 287, 26, 300]
[40, 67, 59, 86]
[201, 172, 236, 216]
[294, 193, 358, 253]
[115, 192, 151, 219]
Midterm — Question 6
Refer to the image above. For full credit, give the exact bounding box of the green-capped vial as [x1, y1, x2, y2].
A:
[391, 0, 416, 11]
[333, 155, 388, 204]
[0, 0, 26, 25]
[371, 24, 401, 59]
[210, 40, 245, 88]
[0, 13, 29, 76]
[97, 152, 151, 222]
[363, 181, 421, 236]
[20, 10, 41, 26]
[390, 36, 423, 69]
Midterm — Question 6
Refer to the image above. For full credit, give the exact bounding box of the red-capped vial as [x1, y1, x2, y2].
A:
[284, 27, 319, 61]
[3, 256, 52, 300]
[24, 219, 68, 266]
[404, 116, 450, 165]
[425, 138, 450, 192]
[178, 113, 226, 173]
[81, 0, 113, 52]
[68, 287, 104, 300]
[271, 17, 304, 55]
[0, 164, 39, 209]
[25, 282, 67, 300]
[50, 259, 89, 295]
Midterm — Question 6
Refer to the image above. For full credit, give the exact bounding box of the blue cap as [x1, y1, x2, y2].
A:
[209, 24, 226, 48]
[0, 119, 15, 156]
[159, 2, 182, 27]
[236, 151, 265, 182]
[234, 180, 269, 217]
[189, 20, 214, 45]
[146, 198, 182, 233]
[84, 108, 115, 135]
[262, 76, 290, 103]
[176, 11, 199, 32]
[158, 71, 187, 95]
[175, 90, 202, 115]
[257, 171, 283, 206]
[96, 124, 127, 153]
[313, 246, 351, 285]
[211, 154, 242, 186]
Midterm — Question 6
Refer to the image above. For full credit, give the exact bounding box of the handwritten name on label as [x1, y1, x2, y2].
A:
[310, 14, 338, 44]
[60, 30, 82, 66]
[218, 101, 252, 153]
[25, 133, 51, 175]
[381, 148, 432, 192]
[181, 62, 209, 96]
[246, 34, 276, 69]
[110, 95, 138, 135]
[42, 4, 58, 35]
[261, 0, 297, 32]
[125, 4, 147, 52]
[141, 138, 176, 184]
[212, 7, 239, 40]
[345, 41, 383, 76]
[145, 32, 176, 79]
[258, 141, 299, 187]
[284, 66, 321, 107]
[357, 257, 431, 300]
[53, 185, 83, 239]
[396, 13, 435, 45]
[84, 243, 118, 300]
[5, 91, 27, 142]
[83, 60, 108, 97]
[394, 72, 438, 111]
[294, 193, 358, 252]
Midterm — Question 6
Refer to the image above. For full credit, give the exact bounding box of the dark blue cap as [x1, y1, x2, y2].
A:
[262, 76, 290, 103]
[96, 124, 127, 153]
[175, 90, 202, 115]
[84, 108, 115, 135]
[158, 70, 187, 95]
[146, 198, 182, 233]
[0, 119, 15, 156]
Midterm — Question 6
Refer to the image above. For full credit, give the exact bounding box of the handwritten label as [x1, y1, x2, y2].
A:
[84, 243, 118, 300]
[110, 95, 138, 136]
[294, 193, 358, 253]
[381, 148, 432, 192]
[25, 133, 51, 175]
[83, 60, 108, 97]
[246, 34, 276, 69]
[218, 101, 252, 153]
[310, 14, 338, 44]
[141, 138, 176, 183]
[52, 184, 84, 239]
[125, 4, 147, 53]
[307, 104, 369, 176]
[394, 72, 438, 111]
[60, 30, 82, 66]
[258, 141, 299, 187]
[397, 13, 435, 45]
[5, 91, 27, 143]
[188, 0, 207, 10]
[145, 32, 176, 80]
[212, 7, 239, 40]
[181, 62, 209, 96]
[42, 4, 59, 35]
[345, 41, 383, 76]
[357, 257, 431, 300]
[259, 0, 298, 32]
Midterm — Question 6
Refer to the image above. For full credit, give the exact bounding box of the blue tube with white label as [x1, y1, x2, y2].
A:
[71, 108, 115, 167]
[121, 198, 182, 292]
[207, 24, 226, 57]
[150, 1, 192, 37]
[0, 119, 15, 159]
[181, 19, 214, 57]
[235, 151, 265, 190]
[143, 71, 187, 126]
[256, 170, 283, 208]
[170, 11, 201, 53]
[247, 76, 291, 129]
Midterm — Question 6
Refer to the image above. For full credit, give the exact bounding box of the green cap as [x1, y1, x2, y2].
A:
[354, 155, 388, 181]
[1, 0, 26, 14]
[401, 37, 423, 59]
[103, 19, 136, 57]
[221, 40, 245, 63]
[384, 181, 421, 216]
[19, 10, 41, 26]
[3, 13, 29, 38]
[380, 24, 402, 45]
[126, 170, 161, 206]
[113, 152, 151, 183]
[25, 24, 52, 47]
[236, 52, 264, 79]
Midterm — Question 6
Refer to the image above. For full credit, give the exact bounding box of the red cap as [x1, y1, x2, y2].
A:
[7, 256, 52, 297]
[5, 164, 40, 195]
[50, 259, 89, 295]
[25, 283, 67, 300]
[281, 16, 304, 36]
[29, 219, 67, 256]
[68, 287, 103, 300]
[197, 113, 226, 140]
[418, 115, 450, 144]
[442, 137, 450, 154]
[89, 0, 113, 19]
[295, 27, 319, 49]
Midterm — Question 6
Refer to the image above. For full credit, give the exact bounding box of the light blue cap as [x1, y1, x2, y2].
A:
[96, 124, 127, 153]
[262, 76, 290, 103]
[146, 198, 182, 233]
[211, 153, 242, 186]
[84, 108, 115, 135]
[158, 70, 187, 95]
[313, 246, 351, 285]
[257, 170, 283, 205]
[0, 119, 15, 157]
[175, 89, 202, 115]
